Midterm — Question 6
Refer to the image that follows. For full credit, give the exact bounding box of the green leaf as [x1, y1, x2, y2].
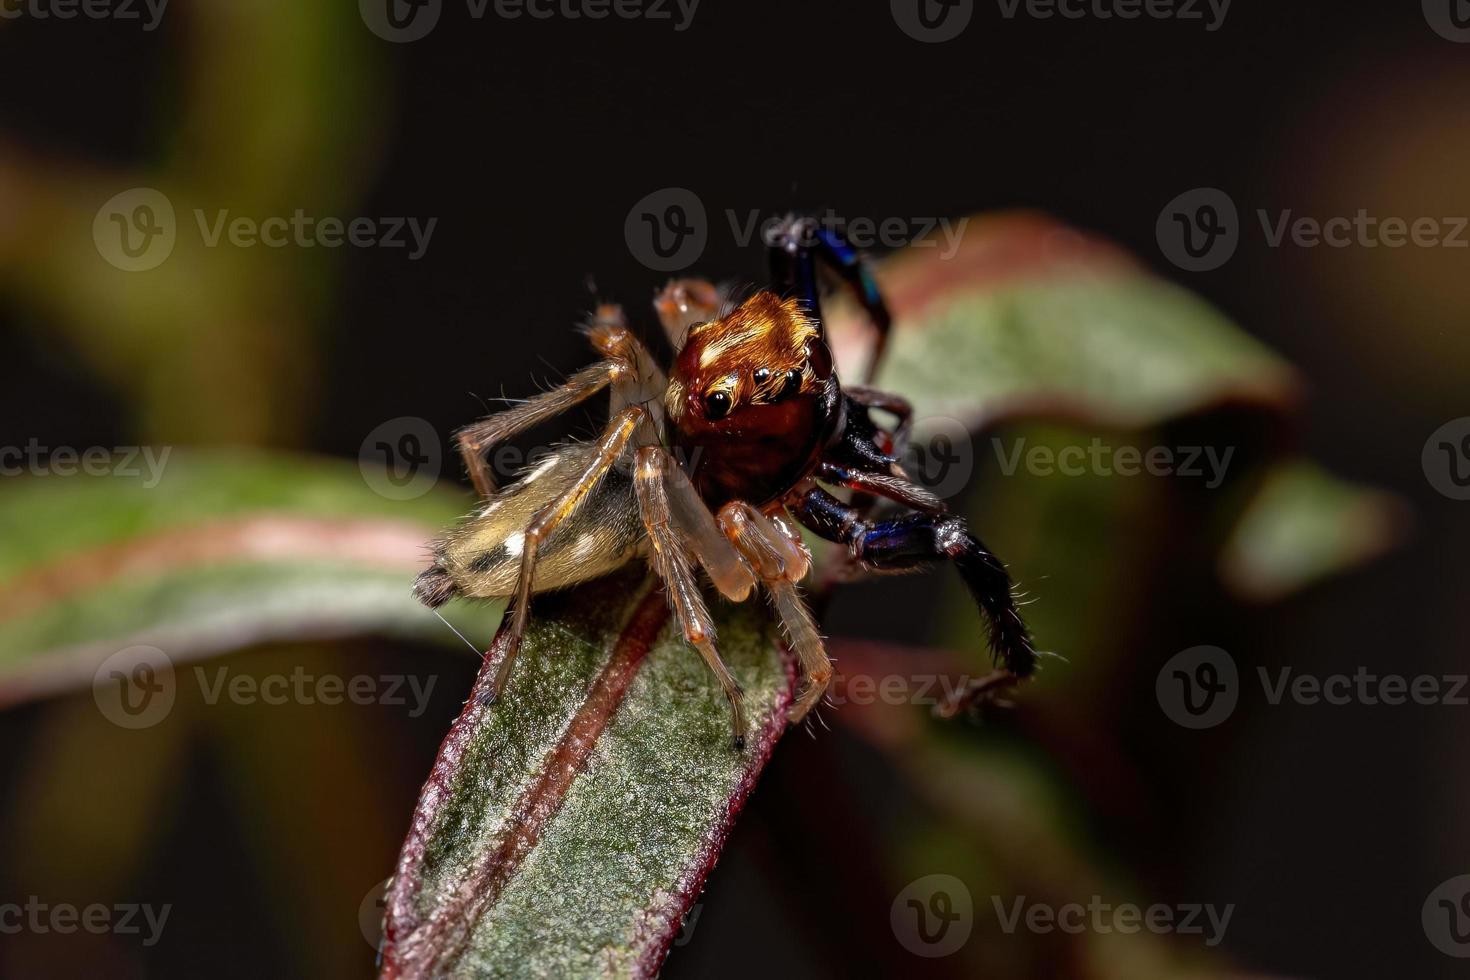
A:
[1219, 459, 1406, 601]
[381, 570, 793, 979]
[0, 450, 500, 706]
[828, 211, 1297, 430]
[826, 211, 1399, 597]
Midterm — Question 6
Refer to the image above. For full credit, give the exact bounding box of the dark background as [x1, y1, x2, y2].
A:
[2, 2, 1467, 978]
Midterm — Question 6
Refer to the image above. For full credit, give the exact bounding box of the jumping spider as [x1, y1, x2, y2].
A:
[415, 217, 1038, 748]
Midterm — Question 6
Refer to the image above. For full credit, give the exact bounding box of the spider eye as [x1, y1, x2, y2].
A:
[704, 390, 733, 420]
[774, 369, 803, 402]
[752, 367, 771, 387]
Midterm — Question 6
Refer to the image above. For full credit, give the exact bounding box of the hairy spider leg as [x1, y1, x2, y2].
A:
[634, 446, 748, 748]
[653, 278, 726, 348]
[843, 385, 915, 462]
[492, 405, 649, 701]
[765, 215, 893, 384]
[453, 305, 660, 498]
[717, 502, 832, 723]
[791, 485, 1039, 716]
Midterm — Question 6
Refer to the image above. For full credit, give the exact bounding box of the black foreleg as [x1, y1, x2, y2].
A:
[792, 487, 1039, 713]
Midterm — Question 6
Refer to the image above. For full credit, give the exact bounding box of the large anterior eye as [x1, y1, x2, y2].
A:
[704, 390, 733, 420]
[773, 368, 803, 402]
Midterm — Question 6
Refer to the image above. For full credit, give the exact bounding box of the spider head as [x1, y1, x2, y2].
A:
[666, 291, 840, 506]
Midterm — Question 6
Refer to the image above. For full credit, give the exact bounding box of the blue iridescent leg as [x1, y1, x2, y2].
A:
[764, 214, 893, 383]
[792, 486, 1038, 707]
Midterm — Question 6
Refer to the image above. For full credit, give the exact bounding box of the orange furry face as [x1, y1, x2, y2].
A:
[666, 291, 829, 429]
[665, 291, 839, 508]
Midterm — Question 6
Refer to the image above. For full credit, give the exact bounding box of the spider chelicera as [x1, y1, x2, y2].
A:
[414, 216, 1038, 749]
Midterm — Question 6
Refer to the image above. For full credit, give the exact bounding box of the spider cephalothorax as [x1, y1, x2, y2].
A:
[415, 216, 1039, 749]
[667, 292, 841, 509]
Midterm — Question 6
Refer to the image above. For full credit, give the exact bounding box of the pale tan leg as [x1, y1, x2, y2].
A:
[634, 446, 747, 748]
[659, 461, 754, 602]
[455, 360, 617, 498]
[654, 278, 724, 347]
[491, 406, 646, 699]
[718, 502, 831, 723]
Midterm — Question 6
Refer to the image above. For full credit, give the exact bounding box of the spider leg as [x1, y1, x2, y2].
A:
[653, 278, 725, 348]
[817, 461, 946, 515]
[790, 485, 1039, 716]
[717, 502, 831, 723]
[456, 305, 661, 499]
[455, 361, 616, 498]
[492, 405, 647, 701]
[843, 385, 915, 461]
[765, 214, 893, 384]
[634, 447, 748, 749]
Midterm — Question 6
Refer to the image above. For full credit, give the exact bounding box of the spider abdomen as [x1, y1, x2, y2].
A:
[414, 442, 645, 607]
